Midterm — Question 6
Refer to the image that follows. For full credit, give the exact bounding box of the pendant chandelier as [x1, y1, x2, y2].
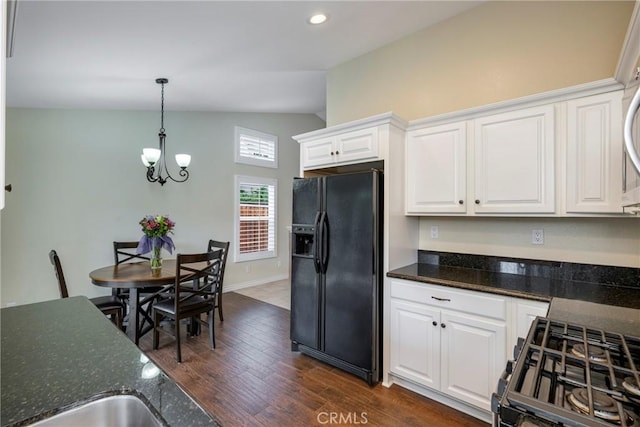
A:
[141, 78, 191, 185]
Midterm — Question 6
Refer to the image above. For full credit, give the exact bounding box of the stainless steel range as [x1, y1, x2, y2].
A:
[492, 300, 640, 427]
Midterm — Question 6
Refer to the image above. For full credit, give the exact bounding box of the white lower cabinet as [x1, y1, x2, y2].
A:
[389, 299, 440, 388]
[388, 279, 507, 412]
[440, 311, 506, 410]
[508, 298, 549, 357]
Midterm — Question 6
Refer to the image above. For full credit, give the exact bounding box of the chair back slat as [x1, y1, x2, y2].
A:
[49, 250, 69, 298]
[207, 240, 230, 291]
[173, 251, 222, 312]
[113, 241, 150, 265]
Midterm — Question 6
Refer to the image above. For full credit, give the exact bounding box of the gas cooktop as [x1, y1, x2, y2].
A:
[493, 300, 640, 427]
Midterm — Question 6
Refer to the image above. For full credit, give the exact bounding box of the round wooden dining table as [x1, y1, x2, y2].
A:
[90, 260, 178, 345]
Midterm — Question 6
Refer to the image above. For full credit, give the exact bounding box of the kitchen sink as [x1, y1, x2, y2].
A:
[28, 393, 167, 427]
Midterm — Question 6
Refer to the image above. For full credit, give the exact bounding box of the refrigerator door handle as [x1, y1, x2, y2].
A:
[312, 211, 321, 273]
[320, 211, 329, 274]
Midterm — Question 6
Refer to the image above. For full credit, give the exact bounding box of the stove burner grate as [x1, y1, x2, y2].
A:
[497, 317, 640, 427]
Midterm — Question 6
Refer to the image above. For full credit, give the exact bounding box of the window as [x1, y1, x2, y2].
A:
[234, 175, 277, 262]
[234, 126, 278, 168]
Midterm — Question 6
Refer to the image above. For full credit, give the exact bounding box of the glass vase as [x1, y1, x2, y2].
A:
[150, 244, 163, 277]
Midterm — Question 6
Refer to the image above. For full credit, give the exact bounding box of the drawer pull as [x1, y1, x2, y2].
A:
[441, 323, 446, 328]
[431, 296, 451, 302]
[432, 321, 437, 326]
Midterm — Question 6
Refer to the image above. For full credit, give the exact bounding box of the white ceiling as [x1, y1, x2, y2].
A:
[6, 1, 480, 116]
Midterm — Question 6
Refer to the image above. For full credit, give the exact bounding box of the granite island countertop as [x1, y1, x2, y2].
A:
[387, 263, 640, 310]
[1, 296, 220, 427]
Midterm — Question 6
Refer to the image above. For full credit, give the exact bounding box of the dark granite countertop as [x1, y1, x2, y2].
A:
[387, 263, 640, 310]
[1, 297, 220, 427]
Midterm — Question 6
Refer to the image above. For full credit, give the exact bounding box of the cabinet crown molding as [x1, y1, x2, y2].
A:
[407, 78, 623, 130]
[293, 111, 408, 143]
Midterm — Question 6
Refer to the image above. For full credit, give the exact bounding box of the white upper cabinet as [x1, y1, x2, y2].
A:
[566, 91, 624, 213]
[404, 81, 632, 217]
[406, 122, 467, 214]
[473, 105, 555, 214]
[300, 127, 379, 169]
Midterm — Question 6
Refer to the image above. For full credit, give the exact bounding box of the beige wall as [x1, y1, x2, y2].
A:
[327, 0, 639, 268]
[327, 1, 634, 125]
[418, 218, 639, 268]
[1, 108, 324, 306]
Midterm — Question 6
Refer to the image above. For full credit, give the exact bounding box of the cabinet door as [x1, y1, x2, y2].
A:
[514, 300, 548, 344]
[302, 137, 336, 168]
[389, 299, 441, 389]
[567, 91, 623, 213]
[335, 128, 379, 164]
[406, 123, 467, 214]
[440, 311, 506, 411]
[474, 105, 555, 213]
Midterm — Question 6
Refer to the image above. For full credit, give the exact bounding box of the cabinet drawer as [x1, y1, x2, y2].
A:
[390, 279, 506, 321]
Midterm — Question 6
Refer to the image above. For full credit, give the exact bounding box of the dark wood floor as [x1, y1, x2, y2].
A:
[138, 292, 489, 427]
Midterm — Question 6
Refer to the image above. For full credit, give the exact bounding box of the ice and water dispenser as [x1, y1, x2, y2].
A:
[292, 225, 315, 257]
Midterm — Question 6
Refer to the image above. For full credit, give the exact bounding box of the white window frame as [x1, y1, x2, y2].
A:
[234, 126, 278, 169]
[234, 175, 277, 262]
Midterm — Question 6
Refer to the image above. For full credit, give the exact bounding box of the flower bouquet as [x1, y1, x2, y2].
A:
[136, 215, 176, 275]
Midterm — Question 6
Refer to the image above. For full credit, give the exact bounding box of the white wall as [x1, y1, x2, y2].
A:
[1, 108, 325, 306]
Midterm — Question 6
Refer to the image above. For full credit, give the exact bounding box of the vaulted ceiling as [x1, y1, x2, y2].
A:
[6, 1, 480, 116]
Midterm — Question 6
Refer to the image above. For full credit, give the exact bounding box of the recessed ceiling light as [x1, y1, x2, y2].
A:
[308, 14, 328, 25]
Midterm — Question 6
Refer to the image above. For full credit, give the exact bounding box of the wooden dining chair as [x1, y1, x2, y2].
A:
[152, 250, 222, 362]
[49, 249, 125, 329]
[114, 241, 150, 265]
[112, 242, 145, 306]
[206, 240, 230, 321]
[113, 241, 167, 330]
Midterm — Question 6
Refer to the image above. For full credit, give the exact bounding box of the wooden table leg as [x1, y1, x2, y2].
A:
[128, 288, 140, 345]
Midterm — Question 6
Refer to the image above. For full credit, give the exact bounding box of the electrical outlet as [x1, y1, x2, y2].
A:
[245, 265, 250, 273]
[532, 229, 544, 245]
[430, 226, 439, 239]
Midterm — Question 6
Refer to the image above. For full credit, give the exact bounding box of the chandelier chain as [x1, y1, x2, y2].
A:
[160, 81, 165, 132]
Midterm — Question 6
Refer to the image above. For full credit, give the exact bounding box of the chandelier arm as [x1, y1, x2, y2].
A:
[166, 168, 190, 183]
[146, 166, 159, 183]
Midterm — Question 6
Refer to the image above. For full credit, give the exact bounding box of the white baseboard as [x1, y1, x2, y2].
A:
[224, 274, 289, 293]
[388, 374, 492, 424]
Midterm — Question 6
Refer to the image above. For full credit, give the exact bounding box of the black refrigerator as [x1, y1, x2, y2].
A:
[290, 170, 382, 385]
